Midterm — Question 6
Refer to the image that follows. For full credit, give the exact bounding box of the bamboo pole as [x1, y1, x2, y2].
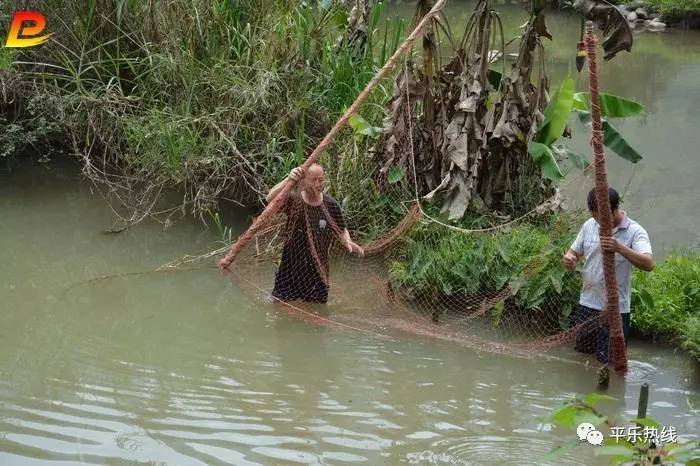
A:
[219, 0, 447, 269]
[584, 21, 628, 376]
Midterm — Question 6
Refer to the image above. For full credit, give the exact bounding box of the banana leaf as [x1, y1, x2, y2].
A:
[573, 92, 644, 118]
[578, 111, 643, 163]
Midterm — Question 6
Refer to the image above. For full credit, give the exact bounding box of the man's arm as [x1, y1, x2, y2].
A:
[266, 167, 303, 203]
[342, 228, 364, 257]
[562, 224, 586, 270]
[562, 248, 581, 270]
[600, 237, 654, 272]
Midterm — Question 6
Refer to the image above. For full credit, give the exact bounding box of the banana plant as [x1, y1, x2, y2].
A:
[528, 78, 645, 181]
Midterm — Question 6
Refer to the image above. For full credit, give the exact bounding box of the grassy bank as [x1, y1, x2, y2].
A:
[0, 0, 400, 213]
[392, 216, 700, 361]
[611, 0, 700, 25]
[632, 250, 700, 360]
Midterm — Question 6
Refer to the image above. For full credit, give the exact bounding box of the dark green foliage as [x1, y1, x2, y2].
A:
[632, 250, 700, 361]
[389, 212, 583, 329]
[0, 0, 403, 211]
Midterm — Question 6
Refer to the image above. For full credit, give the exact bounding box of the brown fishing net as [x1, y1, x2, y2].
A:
[221, 158, 622, 368]
[217, 7, 627, 372]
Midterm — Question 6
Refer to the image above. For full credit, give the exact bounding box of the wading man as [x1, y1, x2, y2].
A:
[562, 188, 654, 363]
[220, 163, 363, 304]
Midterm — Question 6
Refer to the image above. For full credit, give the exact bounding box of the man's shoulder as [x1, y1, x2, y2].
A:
[580, 217, 597, 232]
[323, 193, 341, 208]
[625, 216, 649, 235]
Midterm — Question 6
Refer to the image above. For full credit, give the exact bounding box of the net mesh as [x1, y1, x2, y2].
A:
[226, 162, 617, 365]
[220, 7, 625, 370]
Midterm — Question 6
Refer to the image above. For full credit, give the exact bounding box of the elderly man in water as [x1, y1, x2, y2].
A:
[257, 163, 363, 304]
[562, 187, 654, 363]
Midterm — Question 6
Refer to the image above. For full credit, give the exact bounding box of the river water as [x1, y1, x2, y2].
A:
[2, 2, 700, 465]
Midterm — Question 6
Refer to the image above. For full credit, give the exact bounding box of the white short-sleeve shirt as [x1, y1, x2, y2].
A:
[570, 212, 652, 314]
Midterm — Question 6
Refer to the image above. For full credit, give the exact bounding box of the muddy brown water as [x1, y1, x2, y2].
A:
[2, 2, 700, 464]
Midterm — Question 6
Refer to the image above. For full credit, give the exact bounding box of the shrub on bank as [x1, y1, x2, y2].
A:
[632, 250, 700, 360]
[389, 212, 583, 328]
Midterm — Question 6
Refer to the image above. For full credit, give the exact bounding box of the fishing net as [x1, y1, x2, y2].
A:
[223, 150, 617, 366]
[218, 5, 627, 371]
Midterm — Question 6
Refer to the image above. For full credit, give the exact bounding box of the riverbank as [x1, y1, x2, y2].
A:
[614, 0, 700, 28]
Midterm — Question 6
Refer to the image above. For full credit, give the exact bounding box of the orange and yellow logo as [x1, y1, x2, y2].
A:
[5, 11, 52, 48]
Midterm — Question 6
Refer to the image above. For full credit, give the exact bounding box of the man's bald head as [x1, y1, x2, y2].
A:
[304, 163, 326, 196]
[308, 163, 324, 176]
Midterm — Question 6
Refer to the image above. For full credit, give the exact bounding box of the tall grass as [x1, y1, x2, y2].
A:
[1, 0, 404, 213]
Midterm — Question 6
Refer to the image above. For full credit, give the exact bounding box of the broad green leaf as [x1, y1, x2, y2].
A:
[575, 111, 643, 163]
[573, 92, 644, 118]
[551, 404, 578, 427]
[583, 393, 617, 406]
[552, 145, 590, 170]
[387, 165, 405, 184]
[487, 68, 502, 89]
[543, 439, 580, 461]
[638, 289, 655, 310]
[602, 120, 643, 163]
[528, 142, 564, 181]
[573, 411, 607, 426]
[537, 78, 574, 146]
[348, 114, 382, 139]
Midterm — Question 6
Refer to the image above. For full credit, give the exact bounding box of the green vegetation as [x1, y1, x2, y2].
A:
[632, 250, 700, 360]
[546, 392, 700, 464]
[0, 0, 401, 211]
[389, 211, 583, 329]
[618, 0, 700, 24]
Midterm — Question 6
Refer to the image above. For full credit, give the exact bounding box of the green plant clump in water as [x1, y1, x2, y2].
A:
[546, 392, 700, 465]
[632, 249, 700, 360]
[389, 211, 583, 328]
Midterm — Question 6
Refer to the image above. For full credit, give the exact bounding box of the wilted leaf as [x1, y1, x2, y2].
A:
[529, 142, 565, 181]
[573, 92, 644, 118]
[574, 0, 633, 60]
[533, 13, 552, 39]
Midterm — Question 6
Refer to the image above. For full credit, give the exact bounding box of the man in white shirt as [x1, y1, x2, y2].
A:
[562, 188, 654, 363]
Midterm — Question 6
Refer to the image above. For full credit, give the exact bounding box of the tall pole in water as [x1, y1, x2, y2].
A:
[584, 21, 628, 376]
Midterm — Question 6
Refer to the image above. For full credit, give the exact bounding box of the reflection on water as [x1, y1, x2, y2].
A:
[1, 161, 699, 464]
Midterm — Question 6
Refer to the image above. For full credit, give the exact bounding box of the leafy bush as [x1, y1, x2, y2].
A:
[632, 250, 700, 335]
[631, 249, 700, 361]
[681, 316, 700, 360]
[389, 212, 583, 327]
